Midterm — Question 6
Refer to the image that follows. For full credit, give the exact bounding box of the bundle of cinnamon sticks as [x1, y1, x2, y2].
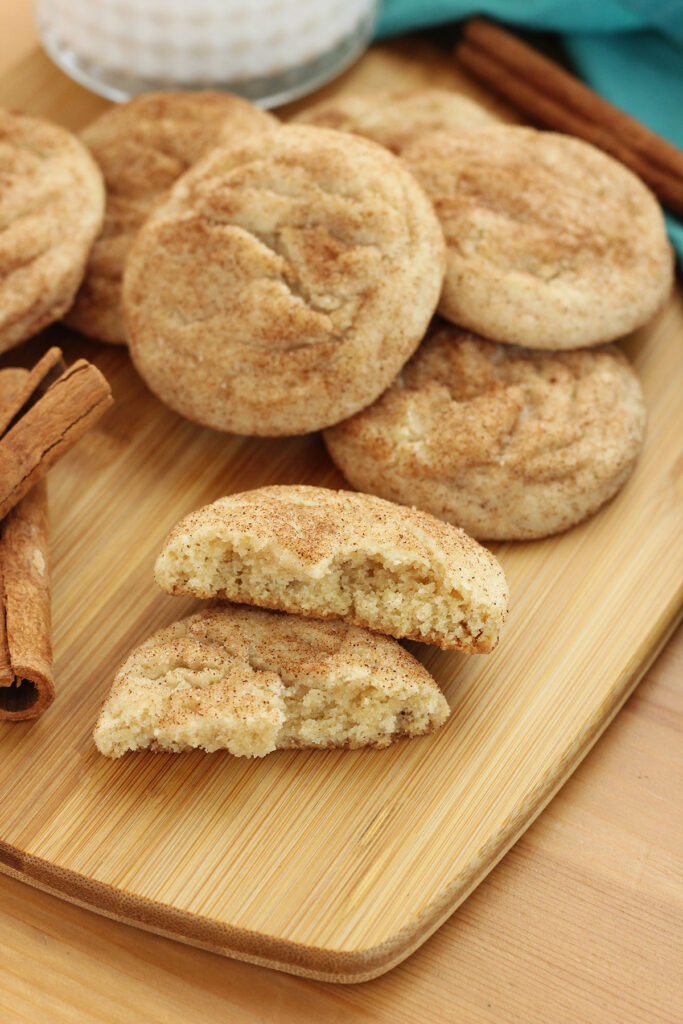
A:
[0, 349, 113, 720]
[456, 19, 683, 217]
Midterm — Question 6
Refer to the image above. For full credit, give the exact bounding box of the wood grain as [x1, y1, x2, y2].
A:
[0, 39, 681, 988]
[0, 632, 680, 1023]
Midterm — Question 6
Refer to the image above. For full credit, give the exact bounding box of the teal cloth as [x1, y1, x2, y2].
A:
[375, 1, 683, 260]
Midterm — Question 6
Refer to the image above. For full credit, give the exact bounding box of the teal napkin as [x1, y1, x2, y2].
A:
[375, 1, 683, 260]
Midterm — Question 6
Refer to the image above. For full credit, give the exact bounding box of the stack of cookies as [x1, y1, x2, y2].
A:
[94, 485, 508, 758]
[3, 87, 670, 544]
[108, 86, 668, 543]
[1, 81, 673, 757]
[324, 120, 671, 540]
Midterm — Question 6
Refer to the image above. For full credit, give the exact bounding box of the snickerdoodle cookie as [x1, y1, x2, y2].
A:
[401, 126, 673, 349]
[293, 88, 495, 152]
[65, 92, 277, 344]
[154, 485, 508, 652]
[0, 109, 104, 354]
[122, 125, 446, 436]
[325, 327, 647, 540]
[94, 603, 449, 758]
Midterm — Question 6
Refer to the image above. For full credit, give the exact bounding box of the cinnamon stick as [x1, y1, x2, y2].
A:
[0, 370, 25, 692]
[456, 19, 683, 216]
[0, 369, 53, 719]
[0, 477, 53, 720]
[0, 358, 113, 522]
[0, 346, 66, 437]
[0, 566, 12, 688]
[0, 353, 113, 718]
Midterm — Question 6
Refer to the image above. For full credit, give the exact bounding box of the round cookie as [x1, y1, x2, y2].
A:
[93, 603, 450, 758]
[0, 108, 104, 354]
[123, 125, 446, 436]
[154, 484, 508, 652]
[324, 327, 647, 540]
[292, 88, 496, 152]
[65, 92, 278, 345]
[401, 126, 673, 349]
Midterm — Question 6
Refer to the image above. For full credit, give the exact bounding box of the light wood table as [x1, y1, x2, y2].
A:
[1, 6, 681, 1021]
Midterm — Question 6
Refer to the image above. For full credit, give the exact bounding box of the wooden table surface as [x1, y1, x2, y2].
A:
[1, 7, 682, 1022]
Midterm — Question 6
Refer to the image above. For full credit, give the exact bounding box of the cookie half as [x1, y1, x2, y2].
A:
[65, 92, 278, 344]
[122, 125, 446, 435]
[93, 604, 449, 758]
[154, 485, 508, 652]
[0, 109, 105, 354]
[293, 88, 496, 153]
[401, 126, 673, 349]
[324, 327, 647, 540]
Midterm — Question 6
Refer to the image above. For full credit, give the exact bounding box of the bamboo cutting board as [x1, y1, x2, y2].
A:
[0, 40, 681, 985]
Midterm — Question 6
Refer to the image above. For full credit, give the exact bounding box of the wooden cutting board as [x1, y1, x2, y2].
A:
[0, 39, 681, 985]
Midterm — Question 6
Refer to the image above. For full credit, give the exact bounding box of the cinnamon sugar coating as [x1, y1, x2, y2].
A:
[122, 125, 446, 435]
[293, 88, 495, 153]
[154, 485, 508, 652]
[66, 92, 277, 344]
[0, 109, 104, 353]
[94, 604, 449, 758]
[324, 327, 647, 540]
[401, 126, 673, 349]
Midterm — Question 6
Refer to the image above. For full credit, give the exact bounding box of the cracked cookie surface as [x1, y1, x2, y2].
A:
[122, 125, 446, 435]
[93, 603, 449, 758]
[65, 92, 277, 345]
[0, 108, 104, 354]
[293, 88, 496, 153]
[324, 326, 647, 540]
[154, 485, 508, 651]
[401, 126, 673, 349]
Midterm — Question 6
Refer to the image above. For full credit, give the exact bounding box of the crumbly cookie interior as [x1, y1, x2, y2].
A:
[159, 538, 492, 649]
[94, 634, 447, 758]
[277, 675, 440, 749]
